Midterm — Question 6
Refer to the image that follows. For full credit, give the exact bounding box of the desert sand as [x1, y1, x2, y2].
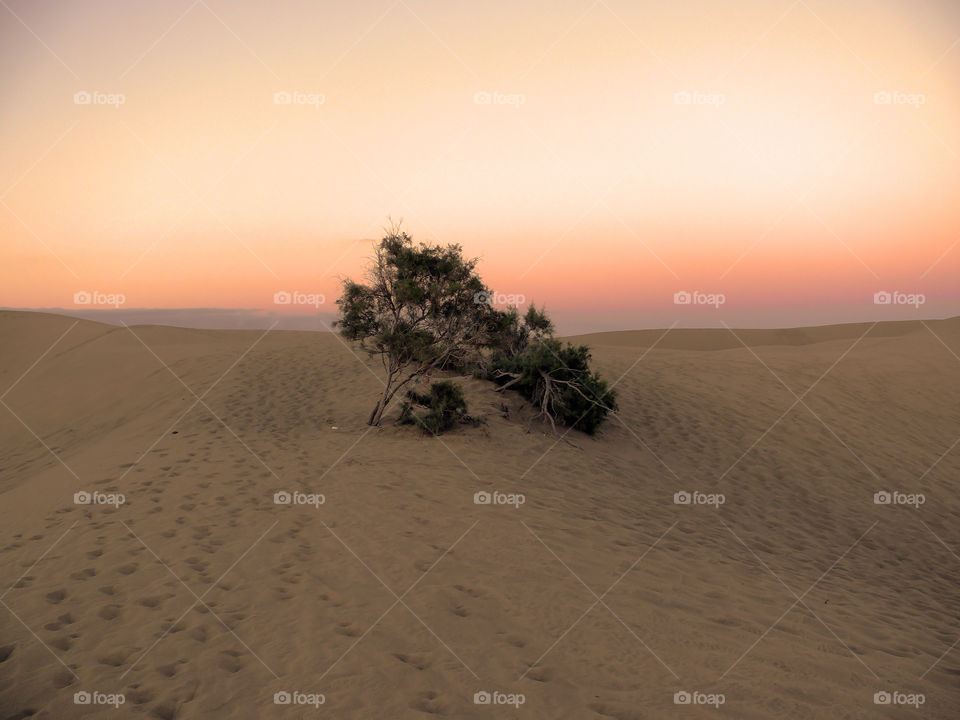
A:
[1, 309, 958, 719]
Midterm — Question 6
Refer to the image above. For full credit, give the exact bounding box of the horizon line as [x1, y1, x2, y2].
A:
[4, 307, 958, 336]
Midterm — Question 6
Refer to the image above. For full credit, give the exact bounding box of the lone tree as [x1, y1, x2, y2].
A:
[337, 224, 616, 434]
[336, 226, 493, 426]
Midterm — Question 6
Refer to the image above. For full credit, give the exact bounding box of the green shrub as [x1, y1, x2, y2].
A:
[398, 380, 470, 435]
[491, 338, 617, 435]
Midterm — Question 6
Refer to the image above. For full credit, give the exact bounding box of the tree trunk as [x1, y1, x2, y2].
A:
[367, 400, 384, 426]
[368, 375, 394, 426]
[367, 371, 421, 426]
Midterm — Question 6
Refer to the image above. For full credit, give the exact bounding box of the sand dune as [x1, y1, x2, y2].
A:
[571, 317, 960, 351]
[1, 310, 959, 718]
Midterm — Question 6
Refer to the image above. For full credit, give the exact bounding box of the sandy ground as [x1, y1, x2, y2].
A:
[1, 309, 958, 719]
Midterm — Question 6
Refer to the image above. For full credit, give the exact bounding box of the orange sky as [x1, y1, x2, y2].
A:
[1, 0, 958, 329]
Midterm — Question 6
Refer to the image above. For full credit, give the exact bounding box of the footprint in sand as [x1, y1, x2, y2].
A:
[49, 636, 73, 651]
[164, 620, 187, 635]
[52, 669, 75, 688]
[393, 652, 432, 670]
[410, 690, 448, 715]
[44, 613, 73, 631]
[218, 650, 245, 673]
[335, 622, 361, 637]
[97, 650, 129, 667]
[126, 686, 156, 705]
[453, 584, 484, 598]
[138, 595, 169, 609]
[451, 604, 469, 617]
[185, 557, 209, 572]
[156, 662, 179, 678]
[526, 665, 553, 682]
[151, 701, 178, 720]
[45, 589, 67, 604]
[98, 604, 122, 620]
[0, 643, 16, 663]
[506, 634, 526, 648]
[69, 567, 96, 581]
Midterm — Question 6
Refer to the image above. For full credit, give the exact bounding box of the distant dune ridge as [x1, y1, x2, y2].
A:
[14, 306, 960, 337]
[1, 307, 341, 332]
[1, 310, 959, 718]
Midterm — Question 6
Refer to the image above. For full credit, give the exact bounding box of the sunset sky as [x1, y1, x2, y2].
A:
[2, 0, 958, 331]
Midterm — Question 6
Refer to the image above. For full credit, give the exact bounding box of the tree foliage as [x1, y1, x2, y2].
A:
[336, 224, 616, 435]
[488, 328, 617, 436]
[335, 225, 492, 425]
[398, 380, 471, 435]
